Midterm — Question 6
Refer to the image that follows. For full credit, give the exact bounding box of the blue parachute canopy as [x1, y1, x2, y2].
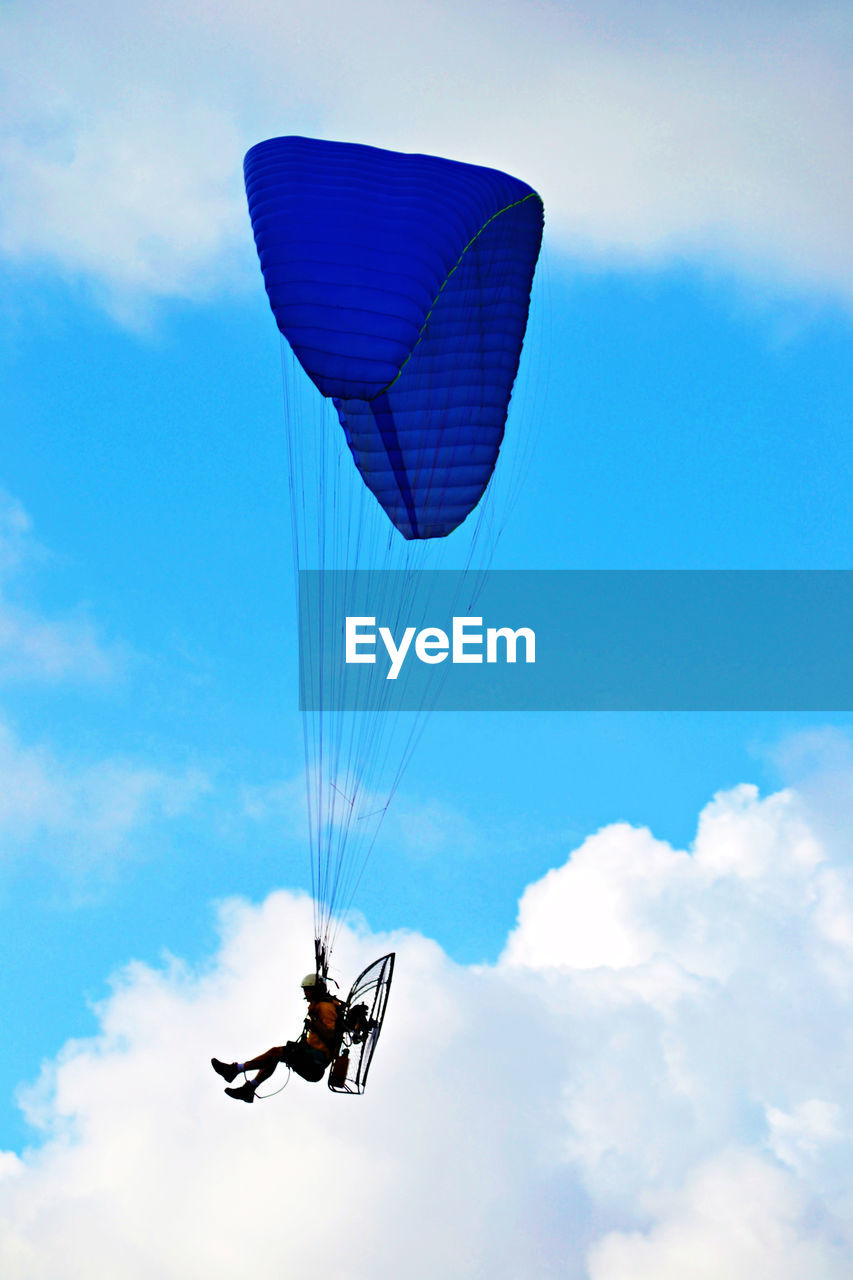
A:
[244, 136, 544, 539]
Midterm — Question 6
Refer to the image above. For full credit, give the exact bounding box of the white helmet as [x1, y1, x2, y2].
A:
[301, 973, 322, 989]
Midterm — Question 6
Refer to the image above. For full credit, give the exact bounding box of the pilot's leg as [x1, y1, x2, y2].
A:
[213, 1046, 286, 1102]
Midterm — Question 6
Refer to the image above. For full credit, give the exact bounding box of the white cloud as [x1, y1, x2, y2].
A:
[0, 492, 34, 578]
[3, 776, 853, 1275]
[0, 487, 209, 879]
[0, 489, 211, 869]
[0, 490, 120, 685]
[241, 767, 386, 842]
[1, 1, 851, 313]
[0, 605, 118, 684]
[766, 1098, 845, 1175]
[502, 783, 831, 982]
[0, 716, 210, 866]
[387, 795, 480, 859]
[241, 773, 306, 831]
[587, 1150, 851, 1280]
[240, 768, 479, 858]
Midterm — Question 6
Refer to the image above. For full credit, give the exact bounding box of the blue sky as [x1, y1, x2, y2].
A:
[1, 2, 853, 1275]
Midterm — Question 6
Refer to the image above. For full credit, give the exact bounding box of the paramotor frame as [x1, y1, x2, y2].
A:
[328, 952, 395, 1095]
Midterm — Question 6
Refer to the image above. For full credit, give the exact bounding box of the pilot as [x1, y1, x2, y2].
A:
[212, 973, 343, 1102]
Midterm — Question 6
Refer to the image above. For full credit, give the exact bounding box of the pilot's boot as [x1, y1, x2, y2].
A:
[224, 1080, 256, 1103]
[211, 1058, 239, 1083]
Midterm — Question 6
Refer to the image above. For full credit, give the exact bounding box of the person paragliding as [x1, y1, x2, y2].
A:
[212, 953, 395, 1100]
[211, 136, 542, 1100]
[211, 973, 344, 1102]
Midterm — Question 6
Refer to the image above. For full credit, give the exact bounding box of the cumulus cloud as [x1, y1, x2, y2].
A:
[587, 1150, 851, 1280]
[501, 783, 829, 978]
[2, 776, 853, 1275]
[1, 1, 851, 313]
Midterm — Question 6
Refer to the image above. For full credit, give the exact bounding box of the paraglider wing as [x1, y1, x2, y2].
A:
[243, 135, 544, 978]
[328, 952, 395, 1094]
[244, 136, 544, 538]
